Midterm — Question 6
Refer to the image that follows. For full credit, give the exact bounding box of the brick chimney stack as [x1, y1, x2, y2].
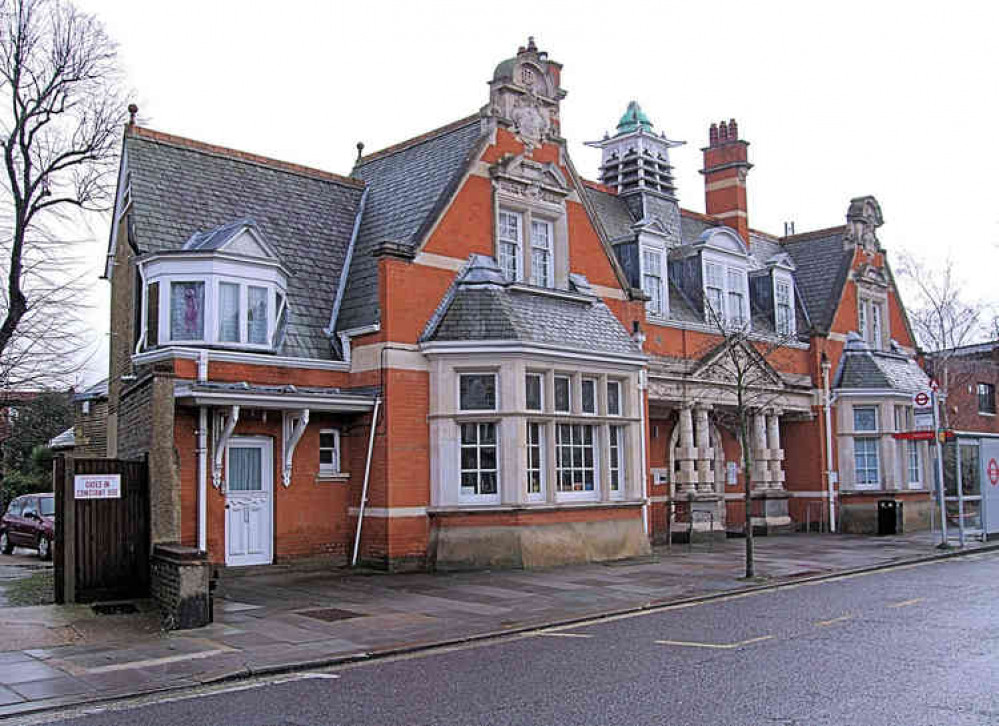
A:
[700, 118, 753, 244]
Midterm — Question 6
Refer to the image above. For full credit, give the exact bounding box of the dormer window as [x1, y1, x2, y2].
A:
[642, 248, 666, 317]
[703, 260, 748, 328]
[138, 219, 289, 354]
[775, 278, 794, 336]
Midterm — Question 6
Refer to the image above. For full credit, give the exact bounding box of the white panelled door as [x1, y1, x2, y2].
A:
[225, 437, 273, 566]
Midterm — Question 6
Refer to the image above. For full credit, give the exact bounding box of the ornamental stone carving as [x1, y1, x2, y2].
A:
[486, 37, 566, 150]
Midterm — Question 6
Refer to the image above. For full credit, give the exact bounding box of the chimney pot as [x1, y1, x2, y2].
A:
[729, 119, 738, 140]
[709, 123, 718, 146]
[719, 121, 728, 142]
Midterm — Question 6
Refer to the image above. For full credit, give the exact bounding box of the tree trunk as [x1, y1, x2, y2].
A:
[740, 410, 755, 578]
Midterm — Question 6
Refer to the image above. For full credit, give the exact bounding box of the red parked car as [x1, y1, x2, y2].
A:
[0, 493, 55, 560]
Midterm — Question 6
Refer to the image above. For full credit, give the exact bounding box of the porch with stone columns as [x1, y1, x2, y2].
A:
[749, 407, 792, 533]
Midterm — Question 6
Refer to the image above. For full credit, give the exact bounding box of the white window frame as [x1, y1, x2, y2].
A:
[641, 246, 666, 318]
[555, 422, 600, 501]
[459, 421, 500, 503]
[498, 208, 523, 282]
[318, 428, 341, 476]
[553, 375, 571, 414]
[702, 255, 749, 330]
[529, 218, 553, 287]
[607, 380, 622, 417]
[581, 377, 597, 415]
[168, 279, 208, 343]
[774, 275, 795, 337]
[458, 372, 498, 412]
[609, 425, 625, 499]
[907, 440, 922, 489]
[858, 297, 887, 350]
[525, 372, 544, 412]
[854, 437, 880, 489]
[526, 420, 546, 501]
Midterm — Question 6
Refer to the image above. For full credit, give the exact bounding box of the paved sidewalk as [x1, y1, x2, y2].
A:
[0, 531, 993, 719]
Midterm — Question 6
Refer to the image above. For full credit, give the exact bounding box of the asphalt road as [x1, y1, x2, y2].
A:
[31, 551, 999, 726]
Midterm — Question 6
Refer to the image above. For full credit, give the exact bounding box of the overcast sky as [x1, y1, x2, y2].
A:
[71, 0, 999, 383]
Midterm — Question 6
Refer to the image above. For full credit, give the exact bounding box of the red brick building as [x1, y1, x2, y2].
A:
[103, 39, 932, 570]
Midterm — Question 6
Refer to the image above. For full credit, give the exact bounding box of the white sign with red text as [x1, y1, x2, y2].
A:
[74, 474, 121, 499]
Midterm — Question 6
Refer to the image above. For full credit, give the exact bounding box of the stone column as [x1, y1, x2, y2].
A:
[751, 410, 769, 491]
[676, 405, 698, 494]
[767, 409, 785, 490]
[695, 406, 713, 493]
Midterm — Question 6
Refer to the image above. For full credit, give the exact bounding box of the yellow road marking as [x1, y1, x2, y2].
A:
[888, 597, 925, 609]
[655, 635, 773, 649]
[814, 615, 852, 627]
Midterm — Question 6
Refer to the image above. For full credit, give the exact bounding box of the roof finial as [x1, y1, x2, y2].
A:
[527, 36, 537, 52]
[356, 142, 364, 161]
[127, 103, 138, 126]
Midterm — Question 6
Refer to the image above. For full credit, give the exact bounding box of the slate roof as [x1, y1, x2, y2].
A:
[337, 116, 487, 332]
[583, 186, 635, 240]
[423, 256, 642, 358]
[123, 127, 365, 360]
[183, 218, 258, 251]
[780, 227, 852, 334]
[834, 334, 929, 392]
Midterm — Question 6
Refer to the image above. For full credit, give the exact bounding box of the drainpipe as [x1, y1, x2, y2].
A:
[197, 350, 209, 552]
[821, 353, 836, 533]
[638, 369, 649, 536]
[133, 259, 148, 355]
[197, 406, 208, 552]
[352, 397, 381, 567]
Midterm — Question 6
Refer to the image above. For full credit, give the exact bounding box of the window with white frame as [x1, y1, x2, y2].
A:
[170, 281, 206, 341]
[527, 421, 545, 497]
[498, 209, 522, 282]
[858, 298, 887, 350]
[704, 262, 724, 324]
[554, 375, 571, 413]
[218, 282, 240, 342]
[556, 423, 597, 494]
[581, 378, 597, 414]
[530, 219, 552, 287]
[853, 406, 879, 489]
[775, 278, 794, 336]
[642, 248, 665, 317]
[907, 440, 921, 486]
[460, 422, 498, 498]
[525, 373, 543, 411]
[977, 383, 996, 414]
[459, 373, 497, 411]
[726, 268, 747, 327]
[247, 286, 268, 344]
[609, 426, 625, 496]
[319, 429, 341, 476]
[607, 380, 622, 416]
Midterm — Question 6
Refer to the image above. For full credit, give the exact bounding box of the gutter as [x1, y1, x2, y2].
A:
[326, 187, 369, 351]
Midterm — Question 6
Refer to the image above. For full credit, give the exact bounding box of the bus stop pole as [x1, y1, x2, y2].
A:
[932, 389, 948, 547]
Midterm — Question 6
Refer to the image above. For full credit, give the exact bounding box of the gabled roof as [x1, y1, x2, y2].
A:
[421, 256, 642, 358]
[780, 226, 852, 334]
[337, 116, 487, 332]
[182, 218, 276, 259]
[120, 126, 366, 359]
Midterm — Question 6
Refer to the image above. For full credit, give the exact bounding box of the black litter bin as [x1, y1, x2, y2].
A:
[877, 499, 903, 535]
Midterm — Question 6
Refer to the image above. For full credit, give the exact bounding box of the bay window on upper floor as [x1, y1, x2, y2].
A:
[136, 219, 289, 354]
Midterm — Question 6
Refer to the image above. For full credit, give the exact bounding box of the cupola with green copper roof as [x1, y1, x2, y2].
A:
[586, 101, 684, 202]
[616, 101, 654, 135]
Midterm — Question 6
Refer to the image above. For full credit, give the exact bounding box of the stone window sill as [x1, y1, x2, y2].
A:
[316, 472, 350, 483]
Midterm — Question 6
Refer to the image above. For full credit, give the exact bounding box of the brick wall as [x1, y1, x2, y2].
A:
[73, 399, 109, 458]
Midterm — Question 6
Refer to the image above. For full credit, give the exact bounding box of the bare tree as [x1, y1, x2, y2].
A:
[0, 0, 126, 389]
[897, 252, 986, 425]
[683, 301, 800, 579]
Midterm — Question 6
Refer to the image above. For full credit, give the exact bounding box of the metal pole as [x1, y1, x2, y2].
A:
[955, 439, 966, 548]
[352, 398, 381, 567]
[822, 360, 837, 533]
[932, 389, 948, 547]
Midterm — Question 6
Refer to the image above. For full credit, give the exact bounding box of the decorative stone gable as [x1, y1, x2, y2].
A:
[489, 152, 569, 207]
[487, 37, 566, 150]
[844, 195, 884, 253]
